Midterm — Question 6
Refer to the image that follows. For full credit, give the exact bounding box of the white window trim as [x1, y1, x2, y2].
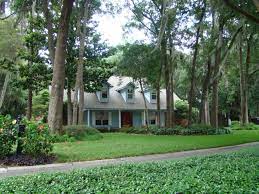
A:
[92, 111, 111, 126]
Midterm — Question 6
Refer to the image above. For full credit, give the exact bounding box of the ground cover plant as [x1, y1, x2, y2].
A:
[0, 145, 258, 193]
[54, 130, 259, 162]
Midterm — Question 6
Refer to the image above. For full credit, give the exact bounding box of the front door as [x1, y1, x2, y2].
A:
[121, 112, 133, 127]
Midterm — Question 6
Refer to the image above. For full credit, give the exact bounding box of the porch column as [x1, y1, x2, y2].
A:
[87, 109, 90, 127]
[118, 110, 121, 128]
[142, 111, 146, 126]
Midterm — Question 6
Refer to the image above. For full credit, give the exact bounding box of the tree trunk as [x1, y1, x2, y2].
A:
[72, 88, 78, 124]
[0, 72, 10, 109]
[165, 61, 172, 128]
[211, 80, 218, 127]
[244, 34, 252, 123]
[73, 0, 89, 125]
[67, 86, 72, 125]
[239, 31, 249, 125]
[200, 58, 211, 124]
[156, 85, 161, 127]
[211, 21, 223, 128]
[42, 0, 55, 65]
[48, 0, 74, 133]
[156, 62, 162, 127]
[162, 39, 172, 128]
[139, 78, 149, 128]
[188, 1, 206, 125]
[0, 1, 5, 15]
[171, 68, 175, 127]
[169, 45, 175, 127]
[26, 88, 32, 120]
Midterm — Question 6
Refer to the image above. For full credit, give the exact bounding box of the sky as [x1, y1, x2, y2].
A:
[92, 2, 149, 47]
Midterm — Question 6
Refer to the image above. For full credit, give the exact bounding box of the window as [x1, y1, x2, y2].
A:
[127, 87, 134, 100]
[95, 111, 109, 126]
[151, 91, 157, 100]
[101, 87, 108, 99]
[150, 119, 156, 125]
[149, 112, 156, 125]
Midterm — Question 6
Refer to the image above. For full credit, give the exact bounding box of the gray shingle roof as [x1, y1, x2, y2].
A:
[84, 76, 180, 110]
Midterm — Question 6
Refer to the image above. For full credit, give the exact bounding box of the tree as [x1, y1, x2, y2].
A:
[73, 0, 90, 125]
[0, 19, 22, 110]
[118, 43, 161, 127]
[188, 0, 206, 125]
[18, 13, 50, 120]
[48, 0, 74, 132]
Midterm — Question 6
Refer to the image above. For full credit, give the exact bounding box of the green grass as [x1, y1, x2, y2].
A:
[1, 145, 258, 193]
[54, 130, 259, 162]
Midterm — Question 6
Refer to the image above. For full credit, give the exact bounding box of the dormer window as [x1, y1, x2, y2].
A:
[151, 91, 157, 100]
[97, 83, 110, 103]
[127, 87, 134, 100]
[101, 88, 108, 99]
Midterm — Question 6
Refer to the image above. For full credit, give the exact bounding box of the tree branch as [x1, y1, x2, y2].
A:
[130, 0, 158, 35]
[210, 25, 243, 84]
[0, 12, 15, 20]
[223, 0, 259, 23]
[249, 68, 259, 76]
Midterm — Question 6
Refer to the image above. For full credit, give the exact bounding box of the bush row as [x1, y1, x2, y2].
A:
[0, 115, 53, 158]
[230, 121, 259, 130]
[51, 125, 103, 143]
[121, 124, 231, 135]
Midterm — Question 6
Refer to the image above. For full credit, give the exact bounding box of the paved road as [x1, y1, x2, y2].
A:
[0, 142, 258, 179]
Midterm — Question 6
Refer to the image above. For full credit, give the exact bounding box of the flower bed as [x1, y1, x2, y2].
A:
[0, 115, 54, 166]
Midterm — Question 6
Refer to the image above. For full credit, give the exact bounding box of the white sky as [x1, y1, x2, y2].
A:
[92, 4, 149, 47]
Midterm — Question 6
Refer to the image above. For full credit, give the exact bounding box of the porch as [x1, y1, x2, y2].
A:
[84, 110, 165, 129]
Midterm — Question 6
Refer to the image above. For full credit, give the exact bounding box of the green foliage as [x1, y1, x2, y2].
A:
[0, 19, 22, 60]
[0, 115, 53, 158]
[117, 43, 161, 88]
[0, 115, 17, 158]
[231, 121, 259, 130]
[16, 15, 51, 94]
[175, 100, 199, 121]
[32, 90, 49, 118]
[51, 134, 76, 143]
[0, 81, 27, 117]
[63, 125, 103, 141]
[0, 146, 258, 193]
[21, 120, 53, 156]
[121, 124, 231, 136]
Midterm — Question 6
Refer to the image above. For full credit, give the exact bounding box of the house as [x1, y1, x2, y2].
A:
[83, 76, 180, 129]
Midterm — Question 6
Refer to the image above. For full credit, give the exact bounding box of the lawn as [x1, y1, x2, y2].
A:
[54, 130, 259, 162]
[1, 145, 258, 193]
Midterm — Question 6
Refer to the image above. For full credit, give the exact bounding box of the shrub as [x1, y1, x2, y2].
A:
[64, 125, 103, 141]
[231, 122, 259, 130]
[51, 134, 76, 143]
[121, 124, 231, 136]
[21, 120, 53, 156]
[175, 100, 199, 122]
[0, 115, 17, 158]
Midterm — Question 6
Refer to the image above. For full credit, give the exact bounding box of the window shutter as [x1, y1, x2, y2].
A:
[109, 112, 112, 126]
[92, 112, 95, 126]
